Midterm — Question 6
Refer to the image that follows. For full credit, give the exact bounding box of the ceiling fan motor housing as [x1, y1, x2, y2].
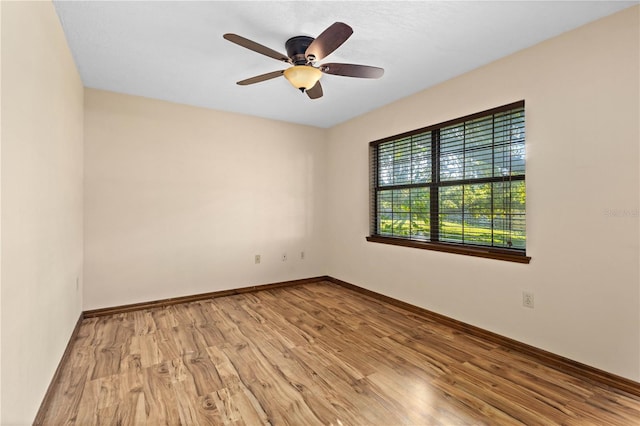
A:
[286, 36, 315, 64]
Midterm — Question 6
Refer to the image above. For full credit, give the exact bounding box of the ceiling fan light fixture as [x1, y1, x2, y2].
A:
[283, 65, 322, 92]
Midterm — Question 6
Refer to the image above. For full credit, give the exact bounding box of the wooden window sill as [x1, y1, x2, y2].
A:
[366, 235, 531, 264]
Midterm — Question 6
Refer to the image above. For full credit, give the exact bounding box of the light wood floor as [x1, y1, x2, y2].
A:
[39, 281, 640, 425]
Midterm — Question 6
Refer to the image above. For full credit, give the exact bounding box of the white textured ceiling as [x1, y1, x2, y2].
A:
[53, 1, 636, 128]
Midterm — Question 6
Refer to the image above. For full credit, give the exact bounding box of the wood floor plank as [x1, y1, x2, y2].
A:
[39, 281, 640, 425]
[132, 309, 158, 336]
[280, 350, 402, 426]
[446, 362, 568, 425]
[246, 299, 316, 347]
[205, 345, 273, 424]
[150, 306, 181, 330]
[44, 345, 92, 423]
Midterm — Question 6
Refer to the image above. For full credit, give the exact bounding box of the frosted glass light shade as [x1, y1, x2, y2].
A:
[283, 66, 322, 91]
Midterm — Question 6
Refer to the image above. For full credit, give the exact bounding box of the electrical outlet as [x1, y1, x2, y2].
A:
[522, 291, 534, 309]
[282, 253, 287, 262]
[255, 254, 261, 264]
[300, 251, 305, 260]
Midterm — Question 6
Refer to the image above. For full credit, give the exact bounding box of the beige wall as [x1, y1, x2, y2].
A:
[326, 6, 640, 381]
[0, 1, 3, 421]
[83, 90, 327, 309]
[1, 1, 84, 424]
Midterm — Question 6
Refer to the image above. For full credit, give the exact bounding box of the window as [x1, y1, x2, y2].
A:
[368, 101, 529, 263]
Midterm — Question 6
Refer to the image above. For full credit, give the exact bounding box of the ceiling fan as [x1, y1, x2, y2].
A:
[223, 22, 384, 99]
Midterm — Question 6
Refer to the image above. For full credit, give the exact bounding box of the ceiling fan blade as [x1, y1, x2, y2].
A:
[305, 22, 353, 62]
[306, 81, 323, 99]
[223, 33, 291, 63]
[237, 70, 285, 86]
[319, 63, 384, 79]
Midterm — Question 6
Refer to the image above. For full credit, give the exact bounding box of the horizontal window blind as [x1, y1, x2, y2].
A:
[370, 101, 526, 254]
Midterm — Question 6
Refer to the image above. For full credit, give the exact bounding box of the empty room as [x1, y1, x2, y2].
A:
[2, 1, 639, 425]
